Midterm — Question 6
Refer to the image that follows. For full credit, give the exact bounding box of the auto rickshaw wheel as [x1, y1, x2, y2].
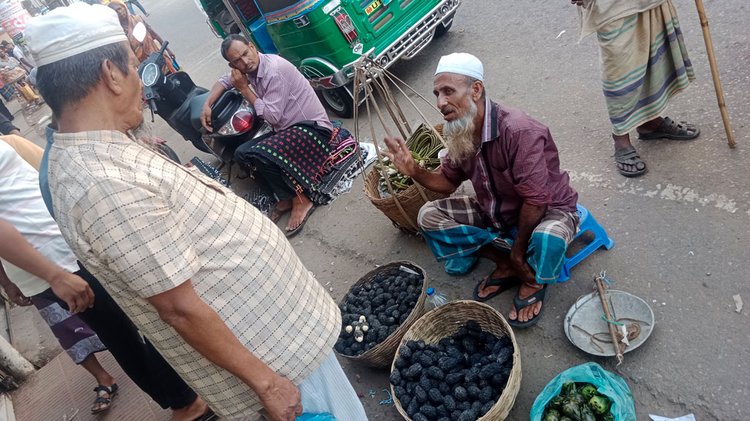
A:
[321, 87, 353, 119]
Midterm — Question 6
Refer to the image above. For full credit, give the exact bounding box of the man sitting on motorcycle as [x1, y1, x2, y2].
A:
[200, 34, 334, 237]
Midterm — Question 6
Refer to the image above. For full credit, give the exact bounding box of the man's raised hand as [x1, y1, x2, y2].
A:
[383, 136, 418, 177]
[230, 68, 248, 92]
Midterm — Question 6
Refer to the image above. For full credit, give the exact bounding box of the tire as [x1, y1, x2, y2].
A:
[435, 14, 455, 38]
[321, 87, 354, 119]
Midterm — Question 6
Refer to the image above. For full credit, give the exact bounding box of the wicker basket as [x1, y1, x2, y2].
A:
[336, 261, 429, 368]
[391, 300, 523, 421]
[364, 124, 449, 235]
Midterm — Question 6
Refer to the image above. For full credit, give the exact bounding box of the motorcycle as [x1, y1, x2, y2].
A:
[135, 22, 271, 180]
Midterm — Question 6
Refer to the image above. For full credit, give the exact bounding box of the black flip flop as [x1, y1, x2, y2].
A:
[508, 284, 548, 329]
[614, 146, 647, 178]
[638, 116, 700, 141]
[285, 206, 316, 238]
[473, 275, 521, 302]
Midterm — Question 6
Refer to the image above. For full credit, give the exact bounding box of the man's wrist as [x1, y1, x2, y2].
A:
[45, 269, 69, 287]
[244, 365, 277, 395]
[241, 87, 257, 103]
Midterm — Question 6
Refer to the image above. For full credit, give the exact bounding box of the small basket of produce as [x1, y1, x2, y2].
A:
[530, 362, 636, 421]
[334, 261, 428, 368]
[390, 300, 521, 421]
[364, 123, 450, 234]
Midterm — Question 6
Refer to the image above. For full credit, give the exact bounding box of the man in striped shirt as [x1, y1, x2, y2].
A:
[384, 53, 579, 329]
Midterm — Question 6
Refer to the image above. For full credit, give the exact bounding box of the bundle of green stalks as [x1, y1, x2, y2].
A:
[376, 124, 443, 194]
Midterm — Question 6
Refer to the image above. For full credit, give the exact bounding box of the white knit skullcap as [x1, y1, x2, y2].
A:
[435, 53, 484, 81]
[25, 3, 128, 67]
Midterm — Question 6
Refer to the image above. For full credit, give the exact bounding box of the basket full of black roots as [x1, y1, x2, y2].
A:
[334, 261, 428, 368]
[390, 300, 522, 421]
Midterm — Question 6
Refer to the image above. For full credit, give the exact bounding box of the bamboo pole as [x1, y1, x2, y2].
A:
[694, 0, 736, 148]
[595, 275, 624, 366]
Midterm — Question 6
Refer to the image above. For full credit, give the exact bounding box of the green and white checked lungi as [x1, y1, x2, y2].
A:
[598, 0, 694, 135]
[418, 196, 579, 284]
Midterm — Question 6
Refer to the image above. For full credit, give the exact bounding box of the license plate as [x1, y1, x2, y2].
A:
[365, 0, 382, 15]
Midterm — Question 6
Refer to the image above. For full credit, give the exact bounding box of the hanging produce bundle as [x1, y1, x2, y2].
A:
[355, 56, 450, 233]
[376, 123, 444, 195]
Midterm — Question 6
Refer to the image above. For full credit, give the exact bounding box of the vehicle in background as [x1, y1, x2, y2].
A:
[138, 31, 270, 182]
[194, 0, 461, 117]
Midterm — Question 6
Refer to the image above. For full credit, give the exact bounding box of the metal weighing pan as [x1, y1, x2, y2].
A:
[564, 290, 655, 357]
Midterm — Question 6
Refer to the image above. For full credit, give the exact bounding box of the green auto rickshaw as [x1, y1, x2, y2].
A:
[194, 0, 461, 117]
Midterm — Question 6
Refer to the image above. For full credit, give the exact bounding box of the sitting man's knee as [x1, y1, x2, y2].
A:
[528, 232, 569, 282]
[417, 201, 439, 230]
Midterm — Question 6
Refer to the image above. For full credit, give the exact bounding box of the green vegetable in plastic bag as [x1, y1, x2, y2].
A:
[589, 395, 611, 415]
[580, 404, 596, 421]
[561, 397, 582, 420]
[542, 408, 561, 421]
[559, 417, 573, 421]
[561, 381, 577, 396]
[580, 383, 598, 401]
[549, 394, 565, 409]
[602, 413, 616, 421]
[530, 363, 636, 421]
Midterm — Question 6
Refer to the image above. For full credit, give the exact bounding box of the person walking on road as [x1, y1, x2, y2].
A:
[571, 0, 700, 177]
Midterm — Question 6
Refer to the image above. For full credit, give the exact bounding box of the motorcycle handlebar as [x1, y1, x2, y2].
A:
[159, 41, 169, 56]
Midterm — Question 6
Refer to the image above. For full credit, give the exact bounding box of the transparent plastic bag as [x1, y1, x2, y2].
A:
[530, 362, 636, 421]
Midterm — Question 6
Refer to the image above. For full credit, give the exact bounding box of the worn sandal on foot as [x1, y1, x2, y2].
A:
[91, 383, 118, 414]
[638, 116, 700, 140]
[269, 205, 290, 223]
[285, 206, 316, 238]
[472, 275, 521, 302]
[508, 285, 548, 329]
[614, 146, 647, 177]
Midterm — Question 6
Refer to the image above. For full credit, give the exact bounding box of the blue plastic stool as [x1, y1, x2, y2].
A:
[557, 204, 614, 282]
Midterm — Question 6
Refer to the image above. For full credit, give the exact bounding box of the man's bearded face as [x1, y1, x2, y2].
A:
[443, 90, 478, 165]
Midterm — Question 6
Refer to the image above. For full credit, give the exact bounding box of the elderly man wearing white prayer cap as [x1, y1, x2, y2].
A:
[384, 52, 580, 329]
[26, 3, 366, 421]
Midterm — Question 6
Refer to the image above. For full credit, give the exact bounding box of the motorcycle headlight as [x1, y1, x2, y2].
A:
[140, 63, 160, 87]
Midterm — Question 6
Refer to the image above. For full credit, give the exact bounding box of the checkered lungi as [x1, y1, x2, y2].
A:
[418, 196, 579, 283]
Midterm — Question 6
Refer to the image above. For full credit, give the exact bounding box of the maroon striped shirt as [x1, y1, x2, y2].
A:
[441, 100, 578, 229]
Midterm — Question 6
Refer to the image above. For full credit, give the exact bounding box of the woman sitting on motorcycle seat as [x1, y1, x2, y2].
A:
[107, 0, 179, 74]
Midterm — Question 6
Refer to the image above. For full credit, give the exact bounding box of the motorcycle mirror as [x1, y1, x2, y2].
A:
[133, 22, 147, 43]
